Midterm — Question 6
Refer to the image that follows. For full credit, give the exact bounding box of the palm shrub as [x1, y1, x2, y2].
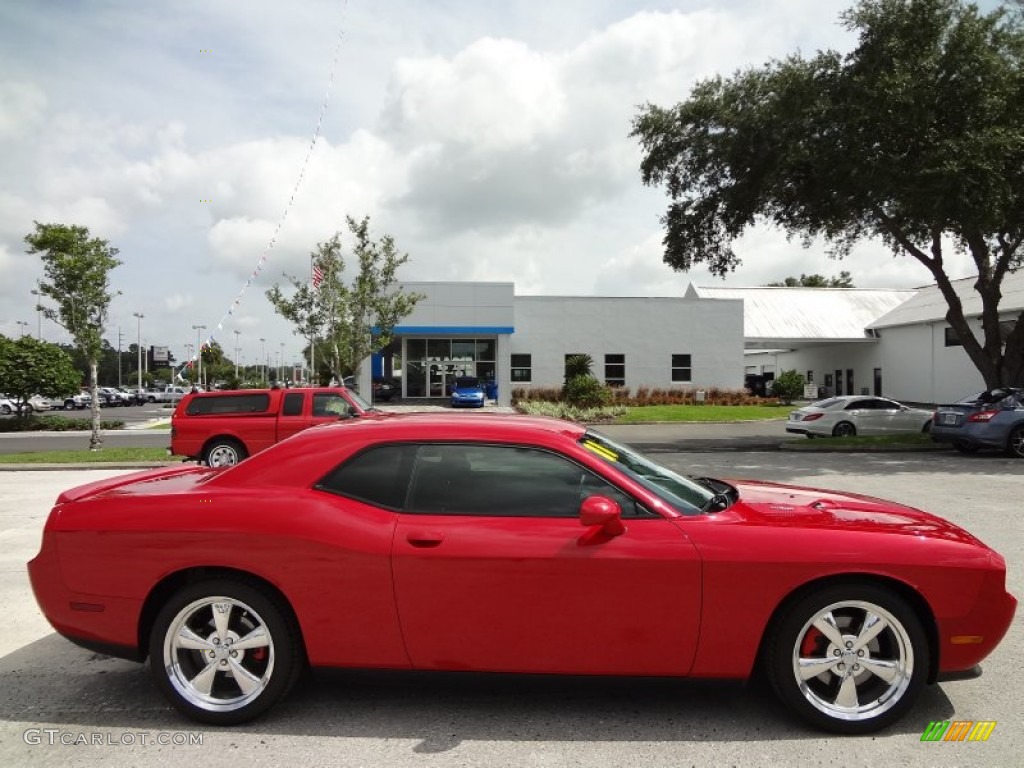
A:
[561, 354, 612, 408]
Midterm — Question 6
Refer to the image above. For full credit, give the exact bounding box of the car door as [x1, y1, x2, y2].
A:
[843, 398, 880, 434]
[391, 442, 702, 677]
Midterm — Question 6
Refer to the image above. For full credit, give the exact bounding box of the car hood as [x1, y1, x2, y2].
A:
[728, 480, 982, 545]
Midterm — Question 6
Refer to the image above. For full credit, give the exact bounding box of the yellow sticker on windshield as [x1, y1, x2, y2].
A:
[583, 440, 618, 462]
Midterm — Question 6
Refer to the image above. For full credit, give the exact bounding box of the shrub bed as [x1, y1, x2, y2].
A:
[0, 415, 125, 432]
[513, 386, 776, 407]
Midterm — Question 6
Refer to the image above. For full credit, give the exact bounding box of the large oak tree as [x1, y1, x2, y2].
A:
[633, 0, 1024, 388]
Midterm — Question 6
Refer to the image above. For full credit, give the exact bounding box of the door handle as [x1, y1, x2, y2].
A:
[406, 531, 444, 547]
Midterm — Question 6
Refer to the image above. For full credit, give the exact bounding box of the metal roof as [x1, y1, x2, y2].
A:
[869, 270, 1024, 328]
[685, 284, 916, 346]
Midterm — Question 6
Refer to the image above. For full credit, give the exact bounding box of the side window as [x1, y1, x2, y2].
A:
[313, 392, 351, 417]
[407, 444, 639, 518]
[315, 445, 416, 510]
[845, 399, 871, 411]
[282, 392, 304, 416]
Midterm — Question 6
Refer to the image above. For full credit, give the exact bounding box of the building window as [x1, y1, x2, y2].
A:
[604, 354, 625, 387]
[944, 327, 962, 347]
[671, 354, 692, 382]
[565, 353, 586, 378]
[806, 370, 814, 384]
[511, 354, 532, 382]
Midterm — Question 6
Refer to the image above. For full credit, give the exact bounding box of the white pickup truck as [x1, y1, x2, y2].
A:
[143, 386, 193, 404]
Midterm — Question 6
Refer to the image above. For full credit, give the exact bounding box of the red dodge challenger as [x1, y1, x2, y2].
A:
[28, 413, 1015, 732]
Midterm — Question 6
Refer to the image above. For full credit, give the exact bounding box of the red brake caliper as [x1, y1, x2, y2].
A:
[801, 627, 823, 657]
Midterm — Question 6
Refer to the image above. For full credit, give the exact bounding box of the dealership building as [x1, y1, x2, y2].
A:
[358, 272, 1023, 406]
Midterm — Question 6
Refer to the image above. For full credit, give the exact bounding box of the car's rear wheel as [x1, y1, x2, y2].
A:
[832, 421, 856, 438]
[150, 579, 302, 725]
[921, 421, 932, 433]
[953, 440, 979, 454]
[204, 438, 247, 467]
[765, 583, 927, 734]
[1007, 427, 1024, 459]
[0, 404, 11, 415]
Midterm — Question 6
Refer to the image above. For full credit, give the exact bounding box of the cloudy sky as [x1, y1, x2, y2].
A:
[0, 0, 989, 367]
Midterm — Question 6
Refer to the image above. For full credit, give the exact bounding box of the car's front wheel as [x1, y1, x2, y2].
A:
[203, 438, 248, 467]
[765, 583, 927, 734]
[149, 579, 303, 725]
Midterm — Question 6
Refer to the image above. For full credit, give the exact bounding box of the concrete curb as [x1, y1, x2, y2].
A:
[0, 461, 188, 472]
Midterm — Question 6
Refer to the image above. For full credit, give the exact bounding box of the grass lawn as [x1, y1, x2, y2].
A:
[0, 447, 185, 464]
[613, 404, 792, 424]
[145, 422, 172, 430]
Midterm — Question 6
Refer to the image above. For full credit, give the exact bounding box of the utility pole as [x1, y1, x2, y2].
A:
[117, 327, 124, 388]
[192, 324, 206, 389]
[133, 313, 144, 394]
[260, 337, 266, 385]
[233, 329, 241, 381]
[31, 282, 43, 340]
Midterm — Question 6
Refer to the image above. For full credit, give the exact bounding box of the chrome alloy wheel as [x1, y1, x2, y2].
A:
[163, 596, 275, 713]
[206, 443, 242, 467]
[791, 600, 913, 722]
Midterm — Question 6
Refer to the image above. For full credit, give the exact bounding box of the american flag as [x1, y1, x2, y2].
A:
[312, 262, 324, 290]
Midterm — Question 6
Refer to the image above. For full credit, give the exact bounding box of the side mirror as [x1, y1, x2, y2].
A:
[580, 495, 625, 537]
[348, 406, 359, 417]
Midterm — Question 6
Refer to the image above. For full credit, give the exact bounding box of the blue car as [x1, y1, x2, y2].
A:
[450, 376, 486, 408]
[931, 387, 1024, 457]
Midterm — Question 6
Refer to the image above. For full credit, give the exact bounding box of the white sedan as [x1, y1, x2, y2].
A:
[786, 396, 933, 438]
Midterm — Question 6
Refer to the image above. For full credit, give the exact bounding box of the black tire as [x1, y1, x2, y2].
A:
[1007, 426, 1024, 459]
[765, 582, 928, 734]
[832, 421, 856, 438]
[0, 405, 11, 415]
[921, 420, 932, 434]
[954, 440, 979, 454]
[64, 400, 75, 411]
[149, 579, 303, 725]
[203, 438, 248, 467]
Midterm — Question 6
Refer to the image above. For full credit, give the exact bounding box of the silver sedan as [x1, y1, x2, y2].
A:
[786, 396, 933, 438]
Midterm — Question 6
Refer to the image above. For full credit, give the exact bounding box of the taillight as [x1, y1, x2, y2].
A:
[968, 410, 999, 422]
[803, 413, 824, 421]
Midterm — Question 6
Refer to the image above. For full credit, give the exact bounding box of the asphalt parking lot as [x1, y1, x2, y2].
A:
[0, 450, 1021, 767]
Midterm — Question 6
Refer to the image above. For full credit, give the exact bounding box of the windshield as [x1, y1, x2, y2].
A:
[579, 430, 715, 514]
[346, 387, 374, 412]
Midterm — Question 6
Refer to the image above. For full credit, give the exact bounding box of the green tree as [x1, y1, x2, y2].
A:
[266, 216, 422, 383]
[767, 272, 855, 288]
[0, 335, 82, 413]
[25, 222, 121, 448]
[632, 0, 1024, 388]
[772, 370, 806, 405]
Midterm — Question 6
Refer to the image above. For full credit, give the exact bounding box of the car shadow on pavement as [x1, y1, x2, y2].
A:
[0, 634, 957, 749]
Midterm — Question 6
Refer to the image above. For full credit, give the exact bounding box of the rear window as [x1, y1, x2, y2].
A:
[185, 393, 271, 415]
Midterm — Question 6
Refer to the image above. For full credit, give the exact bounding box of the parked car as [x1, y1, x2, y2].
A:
[22, 394, 52, 412]
[171, 386, 381, 467]
[449, 376, 486, 408]
[96, 387, 129, 407]
[0, 395, 28, 415]
[60, 392, 91, 410]
[930, 387, 1024, 457]
[372, 378, 397, 402]
[28, 414, 1015, 731]
[785, 396, 933, 438]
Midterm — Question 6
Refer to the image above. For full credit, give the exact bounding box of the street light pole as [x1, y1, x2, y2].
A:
[133, 313, 144, 394]
[15, 320, 28, 337]
[192, 325, 206, 389]
[279, 342, 285, 384]
[259, 337, 266, 385]
[234, 329, 241, 381]
[30, 282, 42, 340]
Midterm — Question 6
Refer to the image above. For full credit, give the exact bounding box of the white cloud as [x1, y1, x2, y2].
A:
[0, 81, 46, 139]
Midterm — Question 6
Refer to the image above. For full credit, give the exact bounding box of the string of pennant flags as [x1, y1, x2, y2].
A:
[175, 9, 346, 381]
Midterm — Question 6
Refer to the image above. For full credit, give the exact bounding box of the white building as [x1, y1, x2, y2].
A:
[355, 273, 1022, 406]
[362, 282, 745, 405]
[689, 271, 1024, 404]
